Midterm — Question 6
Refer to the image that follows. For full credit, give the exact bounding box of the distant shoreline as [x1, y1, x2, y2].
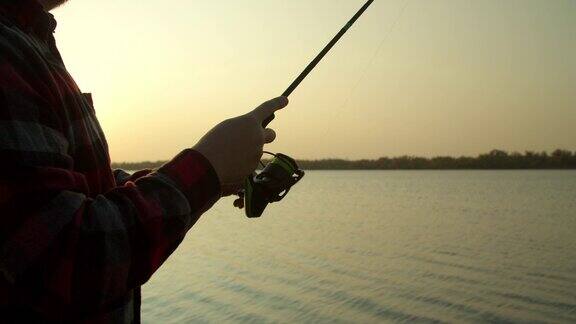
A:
[112, 149, 576, 170]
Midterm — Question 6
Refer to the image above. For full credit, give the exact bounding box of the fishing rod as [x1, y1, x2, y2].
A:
[243, 0, 376, 218]
[262, 0, 375, 127]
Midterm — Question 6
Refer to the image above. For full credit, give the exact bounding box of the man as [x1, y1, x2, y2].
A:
[0, 0, 287, 322]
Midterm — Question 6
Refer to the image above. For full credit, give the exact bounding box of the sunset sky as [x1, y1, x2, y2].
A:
[53, 0, 575, 162]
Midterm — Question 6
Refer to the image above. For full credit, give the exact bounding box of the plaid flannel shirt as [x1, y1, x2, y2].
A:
[0, 1, 221, 322]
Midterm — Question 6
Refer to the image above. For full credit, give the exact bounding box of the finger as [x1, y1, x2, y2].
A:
[233, 198, 244, 209]
[263, 128, 277, 144]
[252, 96, 289, 122]
[221, 181, 245, 197]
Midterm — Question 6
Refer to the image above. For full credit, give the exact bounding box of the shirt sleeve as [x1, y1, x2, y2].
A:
[113, 169, 154, 186]
[0, 34, 221, 317]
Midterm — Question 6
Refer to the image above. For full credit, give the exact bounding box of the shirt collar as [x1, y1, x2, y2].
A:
[0, 0, 57, 39]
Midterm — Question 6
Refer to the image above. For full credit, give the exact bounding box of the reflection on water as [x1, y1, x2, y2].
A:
[142, 171, 576, 323]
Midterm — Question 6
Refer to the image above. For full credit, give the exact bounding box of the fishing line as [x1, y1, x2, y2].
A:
[262, 0, 376, 127]
[338, 0, 410, 110]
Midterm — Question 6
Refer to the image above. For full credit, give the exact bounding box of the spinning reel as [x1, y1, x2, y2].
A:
[238, 152, 305, 218]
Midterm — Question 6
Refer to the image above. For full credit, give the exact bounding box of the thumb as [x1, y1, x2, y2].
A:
[263, 128, 277, 144]
[253, 96, 289, 122]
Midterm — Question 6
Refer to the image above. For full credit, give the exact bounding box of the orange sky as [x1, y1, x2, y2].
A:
[53, 0, 576, 161]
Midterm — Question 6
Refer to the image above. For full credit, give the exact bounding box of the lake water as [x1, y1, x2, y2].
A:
[141, 171, 576, 323]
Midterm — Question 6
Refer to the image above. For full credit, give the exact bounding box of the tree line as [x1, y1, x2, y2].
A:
[112, 149, 576, 171]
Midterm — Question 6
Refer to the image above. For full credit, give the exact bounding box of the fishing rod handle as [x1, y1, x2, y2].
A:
[262, 114, 275, 127]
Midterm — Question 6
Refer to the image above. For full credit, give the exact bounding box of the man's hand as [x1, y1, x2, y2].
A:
[193, 96, 289, 196]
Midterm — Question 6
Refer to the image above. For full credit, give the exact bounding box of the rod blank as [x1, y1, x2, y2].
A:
[282, 0, 375, 97]
[262, 0, 375, 127]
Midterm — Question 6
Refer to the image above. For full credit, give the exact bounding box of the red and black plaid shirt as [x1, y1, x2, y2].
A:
[0, 1, 221, 322]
